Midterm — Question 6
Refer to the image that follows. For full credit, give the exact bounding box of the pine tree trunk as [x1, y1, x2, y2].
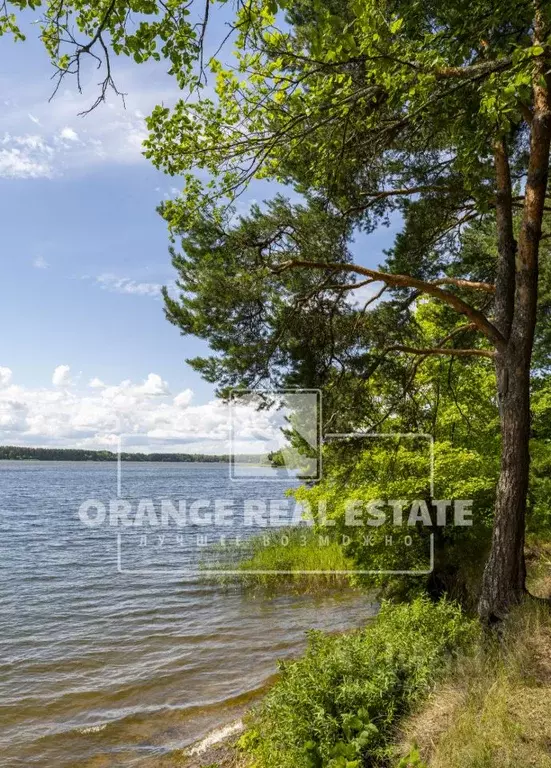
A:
[478, 353, 529, 622]
[478, 10, 551, 621]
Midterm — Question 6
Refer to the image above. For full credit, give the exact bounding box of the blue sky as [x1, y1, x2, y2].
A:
[0, 27, 207, 396]
[0, 14, 399, 452]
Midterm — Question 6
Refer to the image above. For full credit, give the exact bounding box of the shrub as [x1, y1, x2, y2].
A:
[241, 597, 479, 768]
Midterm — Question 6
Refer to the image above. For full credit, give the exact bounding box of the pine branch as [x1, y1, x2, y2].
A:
[387, 345, 495, 359]
[273, 259, 506, 350]
[432, 277, 496, 293]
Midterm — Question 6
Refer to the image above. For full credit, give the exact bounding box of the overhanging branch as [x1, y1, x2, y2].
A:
[274, 259, 506, 350]
[387, 345, 496, 359]
[433, 277, 496, 293]
[433, 56, 514, 80]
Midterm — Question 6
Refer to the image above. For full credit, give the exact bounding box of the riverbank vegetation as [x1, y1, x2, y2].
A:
[222, 527, 355, 593]
[224, 323, 551, 607]
[239, 598, 478, 768]
[186, 581, 551, 768]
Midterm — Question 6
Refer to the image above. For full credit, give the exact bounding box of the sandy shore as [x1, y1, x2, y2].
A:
[181, 719, 245, 767]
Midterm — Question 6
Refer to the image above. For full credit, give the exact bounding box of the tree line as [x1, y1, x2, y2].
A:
[0, 446, 229, 462]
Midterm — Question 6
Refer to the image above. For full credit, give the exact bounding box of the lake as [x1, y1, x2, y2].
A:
[0, 461, 374, 767]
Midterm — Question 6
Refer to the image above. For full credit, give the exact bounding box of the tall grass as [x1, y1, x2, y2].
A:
[205, 527, 356, 594]
[397, 599, 551, 768]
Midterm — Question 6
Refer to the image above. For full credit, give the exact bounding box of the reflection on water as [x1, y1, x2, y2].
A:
[0, 461, 374, 767]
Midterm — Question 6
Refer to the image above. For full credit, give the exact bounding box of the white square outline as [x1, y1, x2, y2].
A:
[228, 388, 323, 482]
[319, 432, 435, 576]
[114, 430, 434, 577]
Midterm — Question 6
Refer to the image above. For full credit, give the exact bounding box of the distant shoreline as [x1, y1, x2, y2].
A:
[0, 446, 267, 463]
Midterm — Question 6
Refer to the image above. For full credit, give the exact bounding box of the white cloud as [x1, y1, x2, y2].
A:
[95, 273, 162, 298]
[174, 389, 193, 408]
[0, 67, 184, 177]
[52, 364, 72, 387]
[89, 377, 106, 388]
[137, 373, 170, 396]
[0, 367, 12, 387]
[33, 255, 49, 269]
[0, 370, 287, 454]
[0, 133, 55, 178]
[0, 398, 27, 431]
[59, 126, 79, 142]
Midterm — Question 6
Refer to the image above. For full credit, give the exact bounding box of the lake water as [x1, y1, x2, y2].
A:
[0, 461, 374, 767]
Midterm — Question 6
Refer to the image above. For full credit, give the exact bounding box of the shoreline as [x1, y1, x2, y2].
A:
[182, 720, 244, 767]
[0, 448, 270, 464]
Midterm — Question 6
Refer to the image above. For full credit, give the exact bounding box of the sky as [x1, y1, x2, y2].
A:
[0, 13, 400, 454]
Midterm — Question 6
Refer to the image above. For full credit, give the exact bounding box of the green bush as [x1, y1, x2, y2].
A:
[294, 439, 498, 582]
[241, 597, 478, 768]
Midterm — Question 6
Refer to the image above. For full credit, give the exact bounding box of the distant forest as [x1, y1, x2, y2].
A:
[0, 446, 233, 462]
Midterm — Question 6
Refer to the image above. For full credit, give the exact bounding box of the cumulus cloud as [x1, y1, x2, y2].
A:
[136, 373, 170, 396]
[0, 370, 286, 454]
[52, 365, 72, 387]
[0, 367, 13, 387]
[174, 389, 193, 408]
[59, 126, 79, 142]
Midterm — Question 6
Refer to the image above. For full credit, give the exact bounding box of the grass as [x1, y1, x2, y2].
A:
[395, 580, 551, 767]
[205, 527, 356, 594]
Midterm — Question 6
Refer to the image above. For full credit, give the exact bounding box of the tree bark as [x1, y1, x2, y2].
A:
[478, 9, 551, 621]
[478, 352, 530, 622]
